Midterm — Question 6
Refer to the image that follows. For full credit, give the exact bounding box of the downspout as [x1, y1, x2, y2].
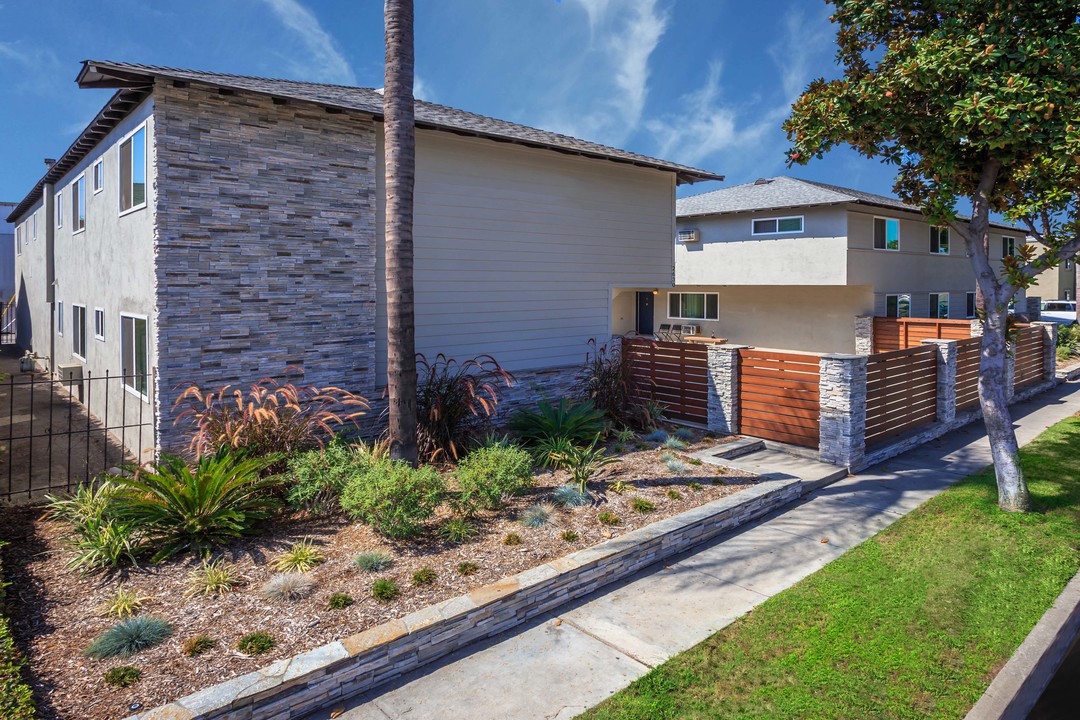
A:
[44, 179, 55, 374]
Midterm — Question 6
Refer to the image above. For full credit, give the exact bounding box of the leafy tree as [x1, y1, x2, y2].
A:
[786, 0, 1080, 511]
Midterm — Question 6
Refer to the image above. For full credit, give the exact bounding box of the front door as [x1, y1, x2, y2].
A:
[636, 292, 654, 336]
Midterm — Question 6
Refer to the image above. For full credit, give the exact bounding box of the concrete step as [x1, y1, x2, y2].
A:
[692, 443, 847, 492]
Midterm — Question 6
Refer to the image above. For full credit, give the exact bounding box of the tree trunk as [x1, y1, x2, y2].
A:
[978, 302, 1029, 512]
[383, 0, 418, 464]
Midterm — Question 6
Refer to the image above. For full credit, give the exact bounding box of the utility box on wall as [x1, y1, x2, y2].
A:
[57, 363, 83, 403]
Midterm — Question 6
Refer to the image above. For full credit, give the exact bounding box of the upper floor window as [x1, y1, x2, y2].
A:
[72, 176, 86, 233]
[55, 191, 63, 228]
[874, 217, 900, 251]
[31, 211, 37, 242]
[751, 216, 803, 235]
[966, 291, 977, 318]
[92, 159, 104, 194]
[15, 225, 21, 256]
[885, 293, 911, 318]
[57, 301, 64, 336]
[119, 125, 147, 214]
[1002, 236, 1016, 258]
[668, 292, 719, 321]
[929, 292, 950, 319]
[929, 226, 950, 254]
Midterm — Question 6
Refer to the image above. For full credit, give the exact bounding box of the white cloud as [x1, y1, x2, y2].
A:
[258, 0, 357, 85]
[413, 75, 434, 102]
[768, 3, 834, 103]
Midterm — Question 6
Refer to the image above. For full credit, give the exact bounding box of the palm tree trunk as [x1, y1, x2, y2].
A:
[384, 0, 418, 464]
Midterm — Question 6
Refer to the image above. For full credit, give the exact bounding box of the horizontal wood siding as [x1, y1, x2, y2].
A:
[1013, 326, 1045, 390]
[623, 339, 708, 424]
[955, 336, 982, 412]
[872, 317, 974, 352]
[866, 345, 939, 446]
[737, 349, 821, 448]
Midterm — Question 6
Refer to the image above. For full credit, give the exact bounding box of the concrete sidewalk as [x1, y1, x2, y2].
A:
[313, 381, 1080, 720]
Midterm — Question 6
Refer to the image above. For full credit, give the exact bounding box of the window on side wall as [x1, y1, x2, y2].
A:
[119, 125, 147, 214]
[1002, 236, 1016, 258]
[94, 308, 105, 340]
[58, 301, 64, 336]
[966, 292, 977, 318]
[121, 314, 149, 399]
[874, 217, 900, 250]
[55, 191, 63, 228]
[668, 292, 719, 321]
[72, 176, 86, 233]
[751, 216, 803, 235]
[72, 305, 87, 360]
[15, 226, 21, 256]
[929, 292, 950, 319]
[93, 160, 104, 194]
[930, 226, 950, 254]
[31, 211, 37, 242]
[885, 293, 911, 318]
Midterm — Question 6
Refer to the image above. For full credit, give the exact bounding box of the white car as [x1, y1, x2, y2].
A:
[1041, 300, 1077, 325]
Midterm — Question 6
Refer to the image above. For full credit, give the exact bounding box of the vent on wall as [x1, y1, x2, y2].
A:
[676, 229, 700, 244]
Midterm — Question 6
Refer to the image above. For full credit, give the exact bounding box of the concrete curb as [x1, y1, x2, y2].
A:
[129, 478, 802, 720]
[965, 568, 1080, 720]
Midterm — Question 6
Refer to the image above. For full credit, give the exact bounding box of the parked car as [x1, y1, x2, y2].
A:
[1041, 300, 1077, 325]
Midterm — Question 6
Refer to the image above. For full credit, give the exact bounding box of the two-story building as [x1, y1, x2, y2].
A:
[612, 176, 1025, 353]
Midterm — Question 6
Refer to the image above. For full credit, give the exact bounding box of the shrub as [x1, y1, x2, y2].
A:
[673, 428, 695, 443]
[182, 635, 215, 657]
[456, 444, 534, 511]
[353, 551, 394, 572]
[532, 434, 578, 470]
[615, 427, 636, 443]
[340, 460, 446, 539]
[103, 665, 142, 688]
[236, 631, 275, 655]
[662, 436, 688, 450]
[45, 480, 121, 527]
[185, 559, 240, 598]
[261, 573, 315, 602]
[85, 616, 173, 659]
[272, 539, 326, 573]
[285, 439, 385, 514]
[502, 533, 523, 546]
[107, 449, 281, 562]
[666, 489, 684, 500]
[607, 480, 633, 495]
[46, 481, 141, 573]
[372, 578, 400, 602]
[415, 354, 515, 463]
[561, 530, 579, 543]
[644, 430, 669, 443]
[566, 436, 621, 494]
[597, 511, 621, 526]
[581, 338, 655, 429]
[689, 482, 704, 492]
[551, 484, 589, 507]
[630, 497, 656, 514]
[457, 561, 479, 576]
[436, 518, 478, 543]
[328, 592, 354, 610]
[173, 369, 368, 461]
[1058, 324, 1080, 361]
[689, 458, 703, 466]
[411, 567, 437, 586]
[510, 398, 607, 446]
[664, 458, 691, 475]
[520, 503, 556, 528]
[0, 543, 34, 719]
[99, 584, 150, 618]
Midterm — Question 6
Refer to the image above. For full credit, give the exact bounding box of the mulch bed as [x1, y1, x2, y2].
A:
[0, 432, 758, 720]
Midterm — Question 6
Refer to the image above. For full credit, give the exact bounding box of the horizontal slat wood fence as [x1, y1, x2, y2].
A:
[955, 336, 982, 412]
[1013, 326, 1045, 391]
[873, 317, 974, 353]
[737, 348, 821, 448]
[866, 344, 939, 446]
[623, 339, 709, 424]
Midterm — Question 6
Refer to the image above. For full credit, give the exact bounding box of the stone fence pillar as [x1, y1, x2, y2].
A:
[1032, 321, 1058, 381]
[970, 318, 984, 337]
[818, 354, 867, 470]
[854, 315, 874, 355]
[921, 339, 957, 425]
[706, 344, 748, 435]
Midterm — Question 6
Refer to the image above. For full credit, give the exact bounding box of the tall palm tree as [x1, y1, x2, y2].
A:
[383, 0, 418, 464]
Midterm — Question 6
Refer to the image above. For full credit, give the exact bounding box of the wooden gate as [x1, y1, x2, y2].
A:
[737, 349, 821, 448]
[623, 339, 709, 424]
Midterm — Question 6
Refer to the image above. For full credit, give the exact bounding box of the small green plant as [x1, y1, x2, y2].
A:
[64, 514, 141, 574]
[340, 460, 446, 539]
[689, 458, 703, 466]
[520, 503, 556, 528]
[236, 631, 276, 655]
[456, 444, 534, 511]
[272, 539, 326, 573]
[689, 482, 704, 491]
[85, 616, 174, 659]
[630, 497, 656, 514]
[615, 427, 636, 443]
[597, 511, 621, 526]
[673, 428, 695, 443]
[532, 434, 577, 470]
[328, 592, 355, 610]
[261, 573, 316, 602]
[510, 398, 607, 445]
[103, 665, 142, 688]
[185, 559, 240, 598]
[666, 489, 684, 500]
[566, 435, 621, 494]
[285, 439, 383, 514]
[561, 530, 579, 542]
[457, 561, 480, 576]
[437, 518, 478, 543]
[412, 567, 438, 586]
[98, 584, 151, 618]
[635, 442, 648, 450]
[372, 578, 400, 602]
[607, 480, 633, 495]
[502, 532, 523, 546]
[662, 436, 689, 450]
[552, 484, 590, 507]
[182, 635, 215, 657]
[353, 551, 395, 572]
[644, 430, 669, 443]
[664, 458, 690, 475]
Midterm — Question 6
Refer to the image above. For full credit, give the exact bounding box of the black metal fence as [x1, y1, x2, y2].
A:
[0, 369, 156, 503]
[0, 296, 15, 346]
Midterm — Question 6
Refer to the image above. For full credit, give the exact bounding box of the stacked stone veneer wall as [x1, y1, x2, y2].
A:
[152, 82, 378, 451]
[128, 477, 801, 720]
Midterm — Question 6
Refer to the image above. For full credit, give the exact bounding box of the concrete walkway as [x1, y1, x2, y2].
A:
[312, 381, 1080, 720]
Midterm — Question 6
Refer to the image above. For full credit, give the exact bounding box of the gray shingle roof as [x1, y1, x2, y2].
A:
[676, 176, 915, 217]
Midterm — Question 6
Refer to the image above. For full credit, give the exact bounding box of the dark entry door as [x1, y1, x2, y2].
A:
[636, 292, 654, 336]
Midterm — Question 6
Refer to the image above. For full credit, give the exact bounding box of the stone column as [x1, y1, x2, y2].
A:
[970, 318, 984, 337]
[854, 315, 874, 355]
[1026, 296, 1042, 322]
[1032, 321, 1058, 381]
[818, 354, 867, 470]
[921, 339, 957, 425]
[707, 344, 747, 435]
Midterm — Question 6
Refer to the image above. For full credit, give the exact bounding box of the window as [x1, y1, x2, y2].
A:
[15, 225, 21, 256]
[929, 226, 949, 254]
[751, 216, 803, 235]
[119, 125, 147, 213]
[1002, 236, 1016, 258]
[93, 160, 104, 194]
[57, 301, 64, 336]
[929, 292, 950, 319]
[885, 293, 911, 318]
[874, 217, 900, 250]
[72, 176, 86, 233]
[966, 292, 977, 318]
[72, 305, 87, 360]
[55, 191, 63, 227]
[31, 211, 37, 242]
[94, 308, 105, 340]
[121, 314, 149, 399]
[668, 292, 719, 321]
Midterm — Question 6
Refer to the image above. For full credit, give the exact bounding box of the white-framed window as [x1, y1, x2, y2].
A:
[72, 175, 86, 233]
[93, 308, 105, 341]
[874, 217, 900, 251]
[885, 293, 911, 318]
[55, 190, 63, 228]
[751, 216, 803, 235]
[31, 211, 37, 242]
[929, 226, 949, 254]
[929, 292, 950, 319]
[1002, 236, 1016, 258]
[668, 292, 719, 321]
[92, 159, 104, 194]
[966, 291, 977, 318]
[72, 304, 87, 360]
[119, 124, 147, 215]
[15, 225, 21, 256]
[57, 301, 64, 336]
[120, 313, 150, 400]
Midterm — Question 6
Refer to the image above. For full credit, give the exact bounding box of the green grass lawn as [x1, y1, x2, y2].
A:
[581, 415, 1080, 720]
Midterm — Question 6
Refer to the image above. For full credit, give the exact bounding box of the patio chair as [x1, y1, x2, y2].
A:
[656, 323, 673, 341]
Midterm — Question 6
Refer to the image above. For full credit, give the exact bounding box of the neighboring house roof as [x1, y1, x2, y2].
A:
[6, 60, 723, 223]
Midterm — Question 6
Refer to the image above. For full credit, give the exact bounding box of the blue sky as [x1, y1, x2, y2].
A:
[0, 0, 902, 204]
